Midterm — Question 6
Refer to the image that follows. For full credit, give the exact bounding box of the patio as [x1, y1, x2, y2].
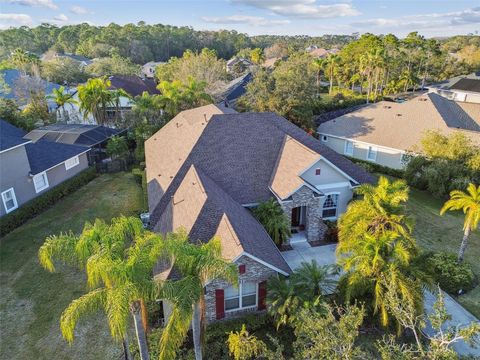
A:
[282, 240, 337, 270]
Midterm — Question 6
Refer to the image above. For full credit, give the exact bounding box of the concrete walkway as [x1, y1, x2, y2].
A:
[281, 242, 480, 357]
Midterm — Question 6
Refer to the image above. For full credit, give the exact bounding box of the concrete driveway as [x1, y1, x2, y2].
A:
[281, 242, 480, 357]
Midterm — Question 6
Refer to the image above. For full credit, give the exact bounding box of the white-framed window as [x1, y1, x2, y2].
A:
[344, 140, 354, 156]
[1, 188, 18, 213]
[225, 281, 257, 312]
[33, 172, 49, 193]
[65, 155, 80, 170]
[367, 146, 378, 161]
[322, 193, 339, 219]
[321, 135, 328, 142]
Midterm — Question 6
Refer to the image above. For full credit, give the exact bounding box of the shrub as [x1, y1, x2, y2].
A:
[422, 252, 475, 294]
[0, 167, 97, 237]
[346, 156, 405, 178]
[132, 167, 148, 211]
[324, 220, 338, 243]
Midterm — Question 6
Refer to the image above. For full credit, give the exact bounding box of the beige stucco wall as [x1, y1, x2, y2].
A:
[320, 135, 405, 170]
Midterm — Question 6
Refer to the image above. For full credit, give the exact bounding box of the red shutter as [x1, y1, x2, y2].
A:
[215, 289, 225, 319]
[239, 264, 246, 274]
[258, 281, 267, 310]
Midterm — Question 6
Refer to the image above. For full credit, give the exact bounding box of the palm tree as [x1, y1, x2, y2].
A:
[10, 48, 39, 75]
[337, 177, 422, 327]
[292, 261, 339, 297]
[322, 54, 340, 94]
[440, 183, 480, 262]
[312, 58, 324, 90]
[157, 80, 184, 117]
[47, 86, 77, 122]
[77, 77, 113, 125]
[266, 275, 303, 329]
[156, 231, 238, 360]
[110, 88, 130, 125]
[38, 217, 164, 360]
[182, 77, 212, 108]
[252, 198, 291, 247]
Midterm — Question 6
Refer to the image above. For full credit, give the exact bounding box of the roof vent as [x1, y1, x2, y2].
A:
[203, 114, 208, 122]
[383, 105, 392, 109]
[396, 113, 402, 117]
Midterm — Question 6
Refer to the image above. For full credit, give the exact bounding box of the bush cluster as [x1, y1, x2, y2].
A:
[0, 167, 97, 237]
[346, 156, 405, 178]
[131, 167, 148, 212]
[421, 252, 475, 294]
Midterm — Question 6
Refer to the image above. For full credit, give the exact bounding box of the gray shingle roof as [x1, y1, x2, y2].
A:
[429, 93, 480, 132]
[25, 141, 89, 174]
[449, 78, 480, 93]
[0, 119, 30, 152]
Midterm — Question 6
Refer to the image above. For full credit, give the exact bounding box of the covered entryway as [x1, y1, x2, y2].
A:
[291, 206, 306, 229]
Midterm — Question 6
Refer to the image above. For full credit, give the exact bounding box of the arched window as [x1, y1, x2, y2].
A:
[322, 193, 339, 219]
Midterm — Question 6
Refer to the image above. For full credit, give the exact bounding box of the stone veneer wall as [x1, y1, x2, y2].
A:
[204, 255, 278, 323]
[280, 185, 328, 242]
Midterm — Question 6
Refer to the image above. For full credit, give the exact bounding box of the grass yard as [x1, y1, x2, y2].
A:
[0, 172, 143, 360]
[406, 187, 480, 318]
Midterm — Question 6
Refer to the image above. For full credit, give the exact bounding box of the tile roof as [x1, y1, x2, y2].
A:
[25, 141, 89, 174]
[318, 93, 480, 150]
[0, 119, 30, 152]
[146, 104, 373, 273]
[24, 124, 123, 147]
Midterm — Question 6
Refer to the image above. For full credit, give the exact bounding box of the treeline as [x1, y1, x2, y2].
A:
[0, 23, 356, 64]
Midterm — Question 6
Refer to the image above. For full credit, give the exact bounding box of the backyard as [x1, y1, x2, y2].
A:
[0, 172, 143, 360]
[407, 187, 480, 318]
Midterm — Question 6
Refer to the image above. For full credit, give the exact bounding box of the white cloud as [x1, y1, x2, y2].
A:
[232, 0, 360, 19]
[7, 0, 57, 10]
[351, 7, 480, 30]
[70, 5, 91, 15]
[202, 15, 290, 26]
[53, 13, 68, 22]
[0, 13, 33, 28]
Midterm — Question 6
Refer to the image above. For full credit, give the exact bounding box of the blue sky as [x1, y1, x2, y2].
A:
[1, 0, 479, 37]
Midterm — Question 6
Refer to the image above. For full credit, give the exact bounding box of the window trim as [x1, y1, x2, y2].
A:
[33, 172, 49, 193]
[367, 146, 378, 162]
[1, 187, 18, 213]
[65, 155, 80, 170]
[224, 281, 258, 313]
[322, 192, 340, 220]
[344, 140, 354, 156]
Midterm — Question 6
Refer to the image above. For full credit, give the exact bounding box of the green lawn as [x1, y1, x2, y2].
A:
[0, 172, 143, 360]
[406, 187, 480, 318]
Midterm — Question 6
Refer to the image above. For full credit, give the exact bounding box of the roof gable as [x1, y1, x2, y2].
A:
[270, 135, 320, 200]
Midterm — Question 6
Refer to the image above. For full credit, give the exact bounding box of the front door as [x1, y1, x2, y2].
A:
[291, 207, 300, 227]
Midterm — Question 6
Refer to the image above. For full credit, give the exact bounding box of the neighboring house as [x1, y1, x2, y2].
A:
[145, 104, 373, 322]
[141, 61, 165, 78]
[305, 46, 339, 58]
[0, 120, 89, 217]
[24, 124, 125, 164]
[40, 52, 93, 67]
[226, 57, 254, 73]
[427, 72, 480, 104]
[216, 72, 253, 110]
[0, 69, 61, 111]
[65, 75, 160, 124]
[318, 93, 480, 169]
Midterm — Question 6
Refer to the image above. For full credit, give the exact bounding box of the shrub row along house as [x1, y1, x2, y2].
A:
[318, 76, 480, 169]
[0, 120, 89, 217]
[145, 104, 373, 322]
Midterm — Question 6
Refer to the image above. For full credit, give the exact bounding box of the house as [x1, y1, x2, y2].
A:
[427, 72, 480, 104]
[226, 57, 254, 73]
[0, 120, 89, 217]
[40, 52, 93, 67]
[215, 72, 253, 110]
[145, 104, 373, 322]
[141, 61, 165, 78]
[24, 124, 125, 164]
[65, 75, 160, 124]
[305, 46, 339, 59]
[0, 69, 61, 111]
[317, 93, 480, 169]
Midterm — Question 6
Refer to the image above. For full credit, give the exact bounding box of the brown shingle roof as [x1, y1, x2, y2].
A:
[318, 93, 480, 150]
[270, 135, 320, 199]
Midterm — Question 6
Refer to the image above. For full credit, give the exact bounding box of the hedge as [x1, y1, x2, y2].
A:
[0, 167, 97, 237]
[132, 167, 148, 212]
[346, 156, 405, 179]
